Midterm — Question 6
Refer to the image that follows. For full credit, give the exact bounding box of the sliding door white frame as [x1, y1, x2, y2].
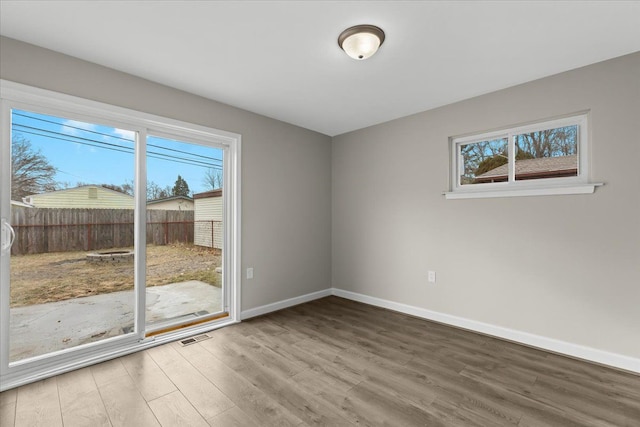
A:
[0, 80, 242, 391]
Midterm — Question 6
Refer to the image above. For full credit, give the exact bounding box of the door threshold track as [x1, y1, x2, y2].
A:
[145, 312, 229, 338]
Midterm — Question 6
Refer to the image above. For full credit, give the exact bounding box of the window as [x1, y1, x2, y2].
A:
[446, 113, 600, 199]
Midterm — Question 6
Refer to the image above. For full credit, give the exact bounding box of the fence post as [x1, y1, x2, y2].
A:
[87, 223, 92, 251]
[163, 221, 168, 245]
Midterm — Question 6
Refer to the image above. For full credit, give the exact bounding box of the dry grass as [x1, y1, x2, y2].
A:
[10, 243, 221, 307]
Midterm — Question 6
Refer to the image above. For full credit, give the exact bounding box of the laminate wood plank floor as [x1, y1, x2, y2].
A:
[1, 296, 639, 426]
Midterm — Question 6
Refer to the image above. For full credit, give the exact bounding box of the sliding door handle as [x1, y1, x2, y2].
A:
[1, 218, 15, 253]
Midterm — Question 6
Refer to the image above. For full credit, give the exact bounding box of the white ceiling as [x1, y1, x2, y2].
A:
[1, 1, 640, 136]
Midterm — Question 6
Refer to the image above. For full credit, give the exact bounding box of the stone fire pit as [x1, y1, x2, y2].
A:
[86, 250, 134, 264]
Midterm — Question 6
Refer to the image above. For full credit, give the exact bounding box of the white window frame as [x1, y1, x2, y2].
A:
[0, 80, 242, 390]
[445, 113, 601, 199]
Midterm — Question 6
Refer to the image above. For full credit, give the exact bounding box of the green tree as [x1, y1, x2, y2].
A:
[172, 175, 190, 197]
[475, 150, 534, 176]
[475, 153, 508, 176]
[11, 137, 58, 200]
[459, 138, 508, 184]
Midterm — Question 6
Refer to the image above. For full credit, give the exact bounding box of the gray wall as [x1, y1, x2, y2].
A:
[3, 35, 638, 361]
[0, 36, 332, 311]
[333, 52, 640, 359]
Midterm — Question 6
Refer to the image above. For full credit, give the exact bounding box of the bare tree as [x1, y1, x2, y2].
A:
[203, 168, 223, 190]
[147, 181, 171, 201]
[460, 125, 578, 183]
[101, 180, 134, 195]
[11, 137, 58, 200]
[515, 126, 577, 158]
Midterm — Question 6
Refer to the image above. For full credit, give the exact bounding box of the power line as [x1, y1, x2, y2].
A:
[13, 111, 134, 142]
[12, 123, 222, 168]
[14, 123, 134, 152]
[13, 128, 222, 171]
[13, 121, 222, 165]
[14, 111, 223, 162]
[15, 128, 133, 155]
[12, 112, 223, 164]
[148, 140, 222, 163]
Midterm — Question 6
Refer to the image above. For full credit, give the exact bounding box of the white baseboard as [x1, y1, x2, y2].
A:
[332, 288, 640, 374]
[240, 288, 333, 320]
[238, 287, 639, 373]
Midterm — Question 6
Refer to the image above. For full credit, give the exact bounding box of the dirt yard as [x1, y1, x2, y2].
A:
[10, 243, 221, 307]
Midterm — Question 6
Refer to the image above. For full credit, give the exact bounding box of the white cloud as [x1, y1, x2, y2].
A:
[60, 119, 99, 137]
[113, 128, 136, 141]
[60, 119, 135, 143]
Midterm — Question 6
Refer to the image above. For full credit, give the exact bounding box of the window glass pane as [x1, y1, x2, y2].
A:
[145, 135, 224, 330]
[514, 125, 578, 181]
[9, 109, 136, 362]
[459, 138, 508, 185]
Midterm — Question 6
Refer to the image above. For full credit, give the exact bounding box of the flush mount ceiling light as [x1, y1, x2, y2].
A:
[338, 24, 385, 60]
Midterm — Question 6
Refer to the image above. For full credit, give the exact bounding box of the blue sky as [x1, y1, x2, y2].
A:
[11, 109, 223, 196]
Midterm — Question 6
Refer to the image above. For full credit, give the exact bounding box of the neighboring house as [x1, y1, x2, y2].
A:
[193, 189, 223, 249]
[24, 185, 134, 209]
[474, 154, 578, 184]
[147, 195, 194, 211]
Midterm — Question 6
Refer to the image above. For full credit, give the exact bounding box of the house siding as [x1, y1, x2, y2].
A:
[26, 186, 134, 209]
[194, 195, 223, 249]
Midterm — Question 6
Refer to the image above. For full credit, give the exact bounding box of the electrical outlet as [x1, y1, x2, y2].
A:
[428, 271, 436, 283]
[246, 267, 254, 279]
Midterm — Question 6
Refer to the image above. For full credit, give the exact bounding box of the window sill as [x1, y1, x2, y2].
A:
[443, 183, 603, 200]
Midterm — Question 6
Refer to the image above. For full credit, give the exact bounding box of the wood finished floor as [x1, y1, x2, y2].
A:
[1, 296, 639, 426]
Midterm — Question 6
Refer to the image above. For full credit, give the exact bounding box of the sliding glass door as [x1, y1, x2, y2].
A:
[0, 81, 239, 390]
[3, 108, 140, 364]
[144, 134, 226, 333]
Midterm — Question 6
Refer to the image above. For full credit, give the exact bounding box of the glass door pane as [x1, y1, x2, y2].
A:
[145, 135, 224, 331]
[7, 109, 137, 362]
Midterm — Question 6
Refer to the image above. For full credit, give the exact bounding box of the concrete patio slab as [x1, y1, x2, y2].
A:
[9, 281, 222, 362]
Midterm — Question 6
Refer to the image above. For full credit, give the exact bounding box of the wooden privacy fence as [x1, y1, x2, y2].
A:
[10, 207, 195, 255]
